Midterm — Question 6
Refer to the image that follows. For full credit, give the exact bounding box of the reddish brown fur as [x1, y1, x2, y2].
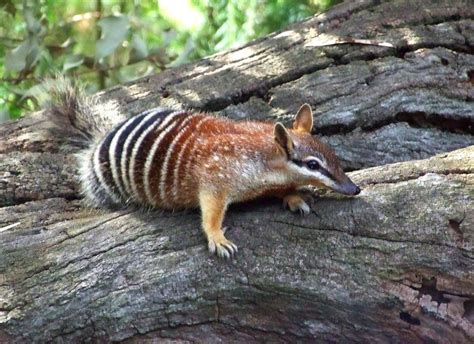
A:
[85, 104, 356, 258]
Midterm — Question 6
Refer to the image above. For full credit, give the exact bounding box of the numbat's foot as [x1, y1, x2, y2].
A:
[208, 231, 238, 259]
[283, 194, 311, 215]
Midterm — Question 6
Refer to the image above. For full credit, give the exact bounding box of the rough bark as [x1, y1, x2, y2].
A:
[0, 0, 473, 342]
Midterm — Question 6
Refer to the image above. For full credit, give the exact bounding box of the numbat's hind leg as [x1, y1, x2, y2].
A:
[199, 190, 237, 259]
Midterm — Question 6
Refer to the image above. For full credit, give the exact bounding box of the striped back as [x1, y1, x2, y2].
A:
[85, 108, 205, 208]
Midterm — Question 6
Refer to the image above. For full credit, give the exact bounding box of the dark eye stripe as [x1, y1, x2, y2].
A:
[291, 159, 304, 167]
[291, 159, 336, 181]
[319, 167, 336, 181]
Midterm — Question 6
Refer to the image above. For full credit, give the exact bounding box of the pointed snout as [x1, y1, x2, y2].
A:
[334, 179, 361, 196]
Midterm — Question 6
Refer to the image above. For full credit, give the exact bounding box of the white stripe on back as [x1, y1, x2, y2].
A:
[154, 115, 196, 205]
[78, 148, 103, 206]
[143, 115, 188, 205]
[129, 111, 182, 202]
[93, 141, 121, 204]
[120, 111, 162, 197]
[108, 116, 140, 198]
[171, 116, 210, 202]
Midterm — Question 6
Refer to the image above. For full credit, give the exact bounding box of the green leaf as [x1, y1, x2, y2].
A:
[63, 54, 84, 71]
[130, 34, 148, 61]
[20, 83, 45, 102]
[24, 6, 41, 34]
[25, 40, 40, 69]
[5, 38, 41, 73]
[2, 0, 16, 15]
[95, 15, 129, 61]
[5, 42, 30, 72]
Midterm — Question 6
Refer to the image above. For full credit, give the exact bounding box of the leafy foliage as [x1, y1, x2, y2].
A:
[0, 0, 340, 121]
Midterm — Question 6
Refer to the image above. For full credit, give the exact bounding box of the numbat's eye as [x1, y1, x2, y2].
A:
[306, 160, 320, 170]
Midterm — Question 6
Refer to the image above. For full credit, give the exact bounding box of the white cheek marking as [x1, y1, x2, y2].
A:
[261, 171, 289, 185]
[289, 164, 335, 188]
[315, 174, 336, 188]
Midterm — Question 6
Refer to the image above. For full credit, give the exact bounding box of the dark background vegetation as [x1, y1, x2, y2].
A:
[0, 0, 339, 122]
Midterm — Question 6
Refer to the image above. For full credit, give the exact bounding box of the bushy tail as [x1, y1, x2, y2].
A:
[43, 77, 125, 145]
[39, 77, 127, 207]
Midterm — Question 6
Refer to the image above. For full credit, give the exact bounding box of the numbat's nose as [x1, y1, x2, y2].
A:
[338, 180, 361, 196]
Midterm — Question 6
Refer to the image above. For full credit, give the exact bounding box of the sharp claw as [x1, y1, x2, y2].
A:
[208, 232, 238, 259]
[208, 241, 216, 254]
[224, 248, 231, 259]
[217, 246, 228, 259]
[224, 244, 234, 256]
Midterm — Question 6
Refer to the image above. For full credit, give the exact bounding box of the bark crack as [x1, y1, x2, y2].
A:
[317, 107, 474, 137]
[0, 192, 81, 209]
[359, 170, 473, 186]
[198, 42, 472, 114]
[271, 219, 473, 254]
[19, 215, 151, 286]
[46, 211, 133, 249]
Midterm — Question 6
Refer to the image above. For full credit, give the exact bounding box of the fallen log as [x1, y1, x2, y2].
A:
[0, 146, 472, 342]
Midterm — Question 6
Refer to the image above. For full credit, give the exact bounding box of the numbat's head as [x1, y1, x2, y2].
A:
[273, 104, 361, 196]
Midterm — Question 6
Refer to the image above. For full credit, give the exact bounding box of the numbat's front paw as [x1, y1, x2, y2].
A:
[208, 231, 238, 259]
[283, 194, 311, 215]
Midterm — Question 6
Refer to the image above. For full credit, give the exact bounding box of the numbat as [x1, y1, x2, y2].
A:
[51, 83, 360, 258]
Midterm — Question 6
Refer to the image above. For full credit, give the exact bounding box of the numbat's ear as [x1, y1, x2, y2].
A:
[293, 103, 313, 133]
[274, 122, 294, 158]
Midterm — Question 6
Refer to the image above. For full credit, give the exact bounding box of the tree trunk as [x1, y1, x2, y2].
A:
[1, 0, 473, 342]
